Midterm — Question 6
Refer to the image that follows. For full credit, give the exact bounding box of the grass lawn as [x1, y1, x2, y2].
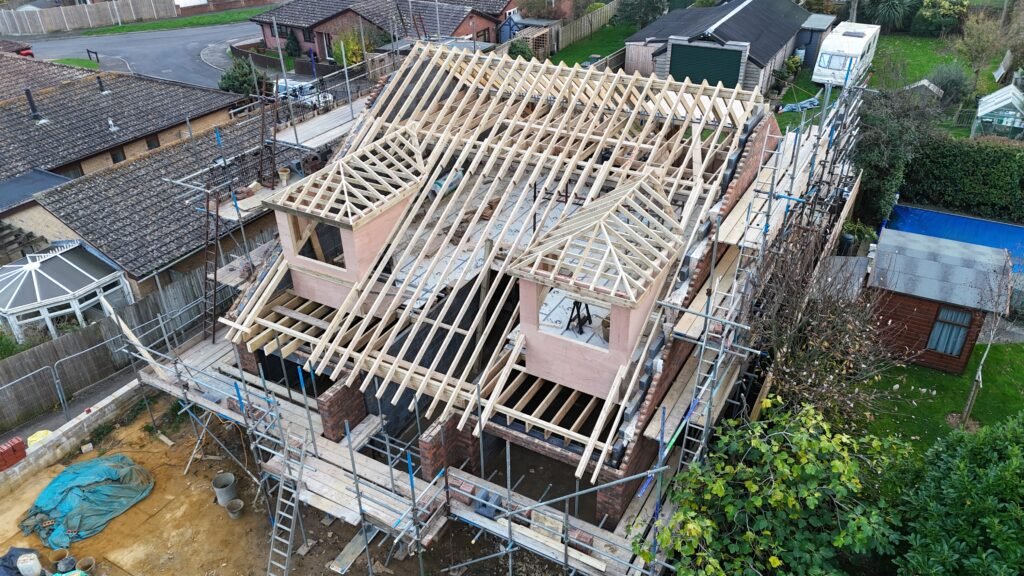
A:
[775, 68, 822, 130]
[51, 57, 99, 69]
[554, 24, 635, 66]
[868, 343, 1024, 448]
[82, 6, 271, 36]
[870, 34, 958, 89]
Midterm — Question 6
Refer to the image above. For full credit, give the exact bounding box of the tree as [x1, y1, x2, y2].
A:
[749, 229, 913, 426]
[285, 30, 301, 58]
[894, 412, 1024, 575]
[507, 39, 534, 61]
[519, 0, 563, 19]
[928, 62, 972, 108]
[640, 399, 906, 575]
[853, 88, 939, 224]
[956, 14, 1004, 94]
[866, 0, 914, 30]
[621, 0, 666, 28]
[218, 57, 266, 95]
[332, 31, 365, 65]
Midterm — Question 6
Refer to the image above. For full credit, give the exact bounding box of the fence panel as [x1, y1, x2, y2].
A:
[0, 0, 176, 35]
[558, 0, 620, 50]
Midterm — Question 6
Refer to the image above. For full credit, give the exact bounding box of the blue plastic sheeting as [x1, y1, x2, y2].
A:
[779, 97, 820, 113]
[20, 455, 154, 549]
[0, 547, 37, 576]
[888, 205, 1024, 272]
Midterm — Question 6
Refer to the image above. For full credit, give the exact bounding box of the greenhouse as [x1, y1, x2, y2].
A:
[972, 85, 1024, 139]
[0, 242, 133, 343]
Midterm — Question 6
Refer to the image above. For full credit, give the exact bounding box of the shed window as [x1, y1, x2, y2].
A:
[110, 146, 126, 164]
[927, 307, 972, 356]
[146, 134, 160, 150]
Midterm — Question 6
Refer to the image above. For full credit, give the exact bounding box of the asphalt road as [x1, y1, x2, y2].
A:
[28, 22, 261, 87]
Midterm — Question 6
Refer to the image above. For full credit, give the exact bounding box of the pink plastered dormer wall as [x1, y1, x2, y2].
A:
[275, 195, 411, 309]
[516, 266, 669, 399]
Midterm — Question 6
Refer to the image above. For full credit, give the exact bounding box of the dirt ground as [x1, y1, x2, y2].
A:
[1, 396, 267, 576]
[0, 395, 569, 576]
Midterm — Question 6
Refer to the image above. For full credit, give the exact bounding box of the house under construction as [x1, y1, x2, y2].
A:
[122, 42, 865, 575]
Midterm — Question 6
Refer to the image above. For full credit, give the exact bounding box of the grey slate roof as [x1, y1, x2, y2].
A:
[35, 119, 306, 278]
[626, 0, 811, 66]
[0, 52, 92, 101]
[869, 229, 1011, 314]
[251, 0, 491, 31]
[0, 67, 244, 182]
[0, 169, 69, 213]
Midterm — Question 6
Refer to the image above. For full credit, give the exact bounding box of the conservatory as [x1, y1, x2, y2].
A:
[0, 242, 133, 343]
[972, 85, 1024, 139]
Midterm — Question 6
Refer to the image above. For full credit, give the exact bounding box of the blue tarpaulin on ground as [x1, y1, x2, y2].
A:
[19, 455, 154, 549]
[779, 97, 820, 113]
[888, 205, 1024, 272]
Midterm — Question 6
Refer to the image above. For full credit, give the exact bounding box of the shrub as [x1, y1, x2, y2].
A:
[585, 1, 606, 12]
[909, 8, 959, 36]
[927, 62, 971, 108]
[507, 39, 534, 61]
[218, 57, 266, 95]
[639, 398, 906, 574]
[901, 135, 1024, 223]
[285, 30, 301, 58]
[784, 55, 802, 78]
[893, 412, 1024, 575]
[867, 0, 915, 30]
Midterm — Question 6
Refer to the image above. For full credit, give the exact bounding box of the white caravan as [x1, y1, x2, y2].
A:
[812, 22, 881, 86]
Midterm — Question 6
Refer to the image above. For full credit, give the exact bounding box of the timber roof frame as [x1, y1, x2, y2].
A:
[228, 43, 762, 476]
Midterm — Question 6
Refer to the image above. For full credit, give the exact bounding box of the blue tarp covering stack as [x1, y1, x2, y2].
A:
[20, 455, 154, 549]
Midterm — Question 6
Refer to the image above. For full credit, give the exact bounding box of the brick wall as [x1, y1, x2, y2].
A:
[0, 437, 26, 472]
[419, 414, 481, 479]
[875, 290, 985, 374]
[317, 381, 368, 441]
[720, 114, 781, 217]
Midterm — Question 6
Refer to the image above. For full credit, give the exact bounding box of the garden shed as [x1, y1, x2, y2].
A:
[971, 84, 1024, 139]
[0, 241, 133, 343]
[869, 229, 1011, 374]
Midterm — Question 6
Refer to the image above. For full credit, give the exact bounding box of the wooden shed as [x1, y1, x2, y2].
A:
[869, 229, 1011, 374]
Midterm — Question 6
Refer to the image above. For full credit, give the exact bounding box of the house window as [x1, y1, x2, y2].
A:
[110, 147, 126, 164]
[476, 29, 490, 43]
[145, 134, 160, 150]
[269, 23, 283, 38]
[302, 28, 314, 43]
[927, 307, 972, 356]
[54, 162, 83, 179]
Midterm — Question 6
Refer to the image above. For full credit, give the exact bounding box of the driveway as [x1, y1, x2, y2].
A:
[28, 22, 261, 87]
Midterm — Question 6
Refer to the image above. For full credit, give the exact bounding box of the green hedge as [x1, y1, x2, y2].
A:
[900, 136, 1024, 223]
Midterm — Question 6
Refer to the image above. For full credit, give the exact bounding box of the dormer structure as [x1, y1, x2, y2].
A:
[509, 177, 687, 398]
[265, 125, 426, 308]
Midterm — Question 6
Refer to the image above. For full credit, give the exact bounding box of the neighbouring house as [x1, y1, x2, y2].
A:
[623, 0, 817, 93]
[33, 118, 319, 298]
[0, 241, 134, 343]
[972, 84, 1024, 139]
[869, 228, 1012, 374]
[0, 54, 246, 250]
[251, 0, 504, 61]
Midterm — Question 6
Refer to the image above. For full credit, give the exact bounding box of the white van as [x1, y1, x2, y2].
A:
[812, 22, 881, 86]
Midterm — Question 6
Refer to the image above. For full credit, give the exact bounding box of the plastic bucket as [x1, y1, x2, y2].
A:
[16, 553, 41, 576]
[212, 473, 237, 507]
[226, 498, 244, 520]
[75, 557, 95, 573]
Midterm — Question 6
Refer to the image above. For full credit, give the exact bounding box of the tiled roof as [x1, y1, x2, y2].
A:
[251, 0, 353, 28]
[0, 53, 92, 100]
[0, 68, 244, 182]
[251, 0, 491, 32]
[0, 40, 31, 54]
[35, 119, 307, 278]
[627, 0, 810, 66]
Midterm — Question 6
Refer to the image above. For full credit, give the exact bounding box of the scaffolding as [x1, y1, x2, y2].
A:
[102, 55, 869, 576]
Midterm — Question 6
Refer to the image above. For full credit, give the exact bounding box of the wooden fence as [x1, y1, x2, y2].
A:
[0, 0, 176, 36]
[0, 263, 239, 433]
[557, 0, 621, 51]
